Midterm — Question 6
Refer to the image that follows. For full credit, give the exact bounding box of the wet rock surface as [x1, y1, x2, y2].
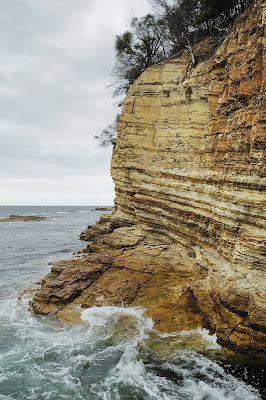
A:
[31, 225, 204, 332]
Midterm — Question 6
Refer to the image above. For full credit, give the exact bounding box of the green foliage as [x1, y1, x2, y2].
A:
[110, 14, 168, 97]
[96, 0, 253, 147]
[94, 117, 118, 148]
[115, 32, 133, 55]
[110, 0, 252, 99]
[151, 0, 253, 43]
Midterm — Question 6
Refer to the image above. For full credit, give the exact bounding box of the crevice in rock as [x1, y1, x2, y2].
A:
[220, 299, 249, 319]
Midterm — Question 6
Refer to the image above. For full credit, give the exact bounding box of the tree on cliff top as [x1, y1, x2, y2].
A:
[150, 0, 253, 49]
[109, 14, 168, 97]
[109, 0, 253, 99]
[96, 0, 253, 146]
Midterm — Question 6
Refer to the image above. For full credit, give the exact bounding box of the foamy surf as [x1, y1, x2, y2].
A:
[79, 306, 260, 400]
[0, 300, 262, 400]
[0, 206, 263, 399]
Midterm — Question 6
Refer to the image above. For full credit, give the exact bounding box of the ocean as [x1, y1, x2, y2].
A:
[0, 206, 264, 400]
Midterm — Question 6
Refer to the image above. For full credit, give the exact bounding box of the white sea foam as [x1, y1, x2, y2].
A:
[81, 305, 153, 332]
[0, 206, 263, 399]
[0, 300, 262, 400]
[176, 327, 221, 350]
[81, 306, 260, 400]
[0, 394, 14, 400]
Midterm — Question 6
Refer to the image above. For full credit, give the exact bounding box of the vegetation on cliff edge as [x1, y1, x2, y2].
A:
[95, 0, 253, 147]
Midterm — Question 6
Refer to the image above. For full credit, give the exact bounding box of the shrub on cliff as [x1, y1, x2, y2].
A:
[110, 14, 168, 97]
[96, 0, 253, 147]
[94, 116, 118, 148]
[109, 0, 253, 98]
[150, 0, 253, 51]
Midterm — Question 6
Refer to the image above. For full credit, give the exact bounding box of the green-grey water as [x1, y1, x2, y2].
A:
[0, 206, 264, 399]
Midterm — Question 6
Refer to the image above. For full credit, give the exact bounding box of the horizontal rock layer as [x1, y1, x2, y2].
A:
[110, 0, 266, 357]
[31, 0, 266, 360]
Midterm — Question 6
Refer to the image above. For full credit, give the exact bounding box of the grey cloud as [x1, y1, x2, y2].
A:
[0, 0, 152, 204]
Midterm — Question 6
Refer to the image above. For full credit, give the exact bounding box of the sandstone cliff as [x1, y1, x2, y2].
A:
[31, 0, 266, 360]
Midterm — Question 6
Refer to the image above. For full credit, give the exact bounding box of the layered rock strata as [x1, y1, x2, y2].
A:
[31, 0, 266, 359]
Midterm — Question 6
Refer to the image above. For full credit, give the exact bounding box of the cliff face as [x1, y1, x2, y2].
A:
[112, 3, 265, 266]
[31, 0, 266, 359]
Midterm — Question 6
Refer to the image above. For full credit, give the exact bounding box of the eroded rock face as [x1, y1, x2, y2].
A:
[31, 225, 205, 332]
[110, 0, 266, 358]
[31, 0, 266, 359]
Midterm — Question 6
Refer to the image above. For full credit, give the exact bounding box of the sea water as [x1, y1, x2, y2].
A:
[0, 206, 264, 400]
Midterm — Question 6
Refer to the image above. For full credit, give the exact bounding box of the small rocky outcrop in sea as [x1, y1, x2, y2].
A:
[0, 215, 50, 222]
[94, 207, 113, 211]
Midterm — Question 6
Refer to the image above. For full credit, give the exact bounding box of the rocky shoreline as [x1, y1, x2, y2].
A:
[30, 213, 266, 362]
[30, 0, 265, 362]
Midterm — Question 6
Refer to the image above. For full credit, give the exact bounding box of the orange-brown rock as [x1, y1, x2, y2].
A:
[31, 227, 204, 331]
[31, 0, 266, 360]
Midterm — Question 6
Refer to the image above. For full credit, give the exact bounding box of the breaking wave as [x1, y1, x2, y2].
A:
[0, 300, 261, 400]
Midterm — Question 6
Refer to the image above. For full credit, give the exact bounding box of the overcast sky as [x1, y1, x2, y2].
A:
[0, 0, 152, 205]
